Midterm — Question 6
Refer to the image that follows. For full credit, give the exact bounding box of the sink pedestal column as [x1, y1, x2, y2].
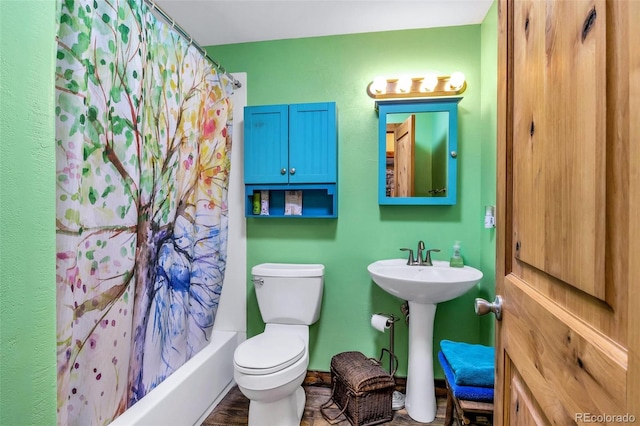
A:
[404, 301, 437, 423]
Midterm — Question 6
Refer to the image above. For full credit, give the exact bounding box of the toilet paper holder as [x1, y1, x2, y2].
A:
[375, 313, 399, 377]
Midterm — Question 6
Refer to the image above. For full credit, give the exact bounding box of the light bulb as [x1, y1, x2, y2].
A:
[421, 73, 438, 91]
[371, 77, 387, 94]
[397, 77, 412, 93]
[449, 72, 465, 90]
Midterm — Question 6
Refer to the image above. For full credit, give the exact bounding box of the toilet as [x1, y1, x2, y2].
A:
[233, 263, 325, 426]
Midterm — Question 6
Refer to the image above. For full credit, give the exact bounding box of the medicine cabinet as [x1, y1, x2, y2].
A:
[376, 98, 461, 205]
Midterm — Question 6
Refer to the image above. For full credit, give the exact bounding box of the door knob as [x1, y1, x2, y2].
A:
[281, 168, 287, 175]
[475, 296, 503, 320]
[290, 168, 296, 175]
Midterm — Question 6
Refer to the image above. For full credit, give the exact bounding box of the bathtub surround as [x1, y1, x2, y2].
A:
[55, 1, 235, 423]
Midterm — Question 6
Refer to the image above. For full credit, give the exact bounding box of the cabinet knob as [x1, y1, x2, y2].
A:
[280, 168, 287, 175]
[290, 168, 296, 175]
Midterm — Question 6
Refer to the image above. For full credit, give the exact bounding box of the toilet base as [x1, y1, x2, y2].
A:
[248, 385, 305, 426]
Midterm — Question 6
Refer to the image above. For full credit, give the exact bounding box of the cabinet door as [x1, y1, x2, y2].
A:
[288, 102, 337, 184]
[244, 104, 289, 184]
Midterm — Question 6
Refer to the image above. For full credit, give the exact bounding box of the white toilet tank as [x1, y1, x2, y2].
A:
[252, 263, 324, 325]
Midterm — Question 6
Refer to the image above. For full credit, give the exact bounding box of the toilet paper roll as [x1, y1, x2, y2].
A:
[371, 314, 391, 333]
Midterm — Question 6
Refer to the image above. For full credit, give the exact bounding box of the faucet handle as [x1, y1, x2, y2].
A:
[400, 248, 416, 265]
[424, 249, 441, 266]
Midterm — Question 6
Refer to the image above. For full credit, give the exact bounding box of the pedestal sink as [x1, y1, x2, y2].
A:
[367, 259, 483, 423]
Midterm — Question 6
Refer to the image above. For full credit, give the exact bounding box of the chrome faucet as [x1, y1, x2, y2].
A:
[400, 241, 440, 266]
[416, 241, 426, 265]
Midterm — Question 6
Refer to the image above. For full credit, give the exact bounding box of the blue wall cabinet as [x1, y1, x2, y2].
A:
[244, 102, 338, 218]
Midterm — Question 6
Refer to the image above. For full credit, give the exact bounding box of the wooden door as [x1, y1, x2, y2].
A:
[393, 114, 415, 197]
[496, 0, 640, 424]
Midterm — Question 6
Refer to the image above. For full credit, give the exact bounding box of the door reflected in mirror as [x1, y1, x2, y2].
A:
[386, 111, 449, 198]
[377, 98, 461, 205]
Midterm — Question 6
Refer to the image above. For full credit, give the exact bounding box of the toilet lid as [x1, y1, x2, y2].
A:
[234, 333, 305, 375]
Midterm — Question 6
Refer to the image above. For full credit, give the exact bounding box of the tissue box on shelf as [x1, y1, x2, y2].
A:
[284, 190, 302, 216]
[260, 190, 269, 215]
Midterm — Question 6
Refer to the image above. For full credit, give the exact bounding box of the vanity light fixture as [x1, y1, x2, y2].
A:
[366, 73, 467, 99]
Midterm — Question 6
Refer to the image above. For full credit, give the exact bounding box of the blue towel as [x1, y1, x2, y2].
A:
[438, 351, 494, 402]
[440, 340, 494, 387]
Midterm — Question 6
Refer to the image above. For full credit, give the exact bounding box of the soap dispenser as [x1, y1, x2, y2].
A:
[449, 241, 464, 267]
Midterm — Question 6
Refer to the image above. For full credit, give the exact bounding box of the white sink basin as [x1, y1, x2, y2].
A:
[367, 259, 483, 303]
[367, 258, 483, 423]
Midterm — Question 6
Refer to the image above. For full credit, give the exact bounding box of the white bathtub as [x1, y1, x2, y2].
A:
[109, 330, 239, 426]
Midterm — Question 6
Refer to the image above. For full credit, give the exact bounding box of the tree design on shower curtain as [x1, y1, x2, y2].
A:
[55, 1, 234, 424]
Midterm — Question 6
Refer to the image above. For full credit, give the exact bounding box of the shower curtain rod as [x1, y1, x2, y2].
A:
[144, 0, 241, 89]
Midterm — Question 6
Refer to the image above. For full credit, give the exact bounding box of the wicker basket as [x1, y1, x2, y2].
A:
[320, 351, 395, 426]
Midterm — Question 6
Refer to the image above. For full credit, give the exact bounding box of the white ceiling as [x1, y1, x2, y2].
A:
[153, 0, 494, 46]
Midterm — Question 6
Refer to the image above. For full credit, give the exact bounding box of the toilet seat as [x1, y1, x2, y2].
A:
[234, 333, 305, 375]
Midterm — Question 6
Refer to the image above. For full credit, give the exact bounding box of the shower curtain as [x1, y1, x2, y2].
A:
[55, 1, 234, 424]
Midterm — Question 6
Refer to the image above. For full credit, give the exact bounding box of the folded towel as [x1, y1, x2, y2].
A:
[438, 351, 494, 402]
[440, 340, 494, 387]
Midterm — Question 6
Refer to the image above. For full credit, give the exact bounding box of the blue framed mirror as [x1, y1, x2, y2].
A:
[376, 98, 461, 205]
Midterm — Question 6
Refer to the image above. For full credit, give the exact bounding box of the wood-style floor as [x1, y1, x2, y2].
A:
[202, 384, 449, 426]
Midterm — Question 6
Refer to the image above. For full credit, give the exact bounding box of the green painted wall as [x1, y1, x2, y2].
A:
[0, 1, 58, 425]
[208, 20, 498, 378]
[479, 1, 499, 346]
